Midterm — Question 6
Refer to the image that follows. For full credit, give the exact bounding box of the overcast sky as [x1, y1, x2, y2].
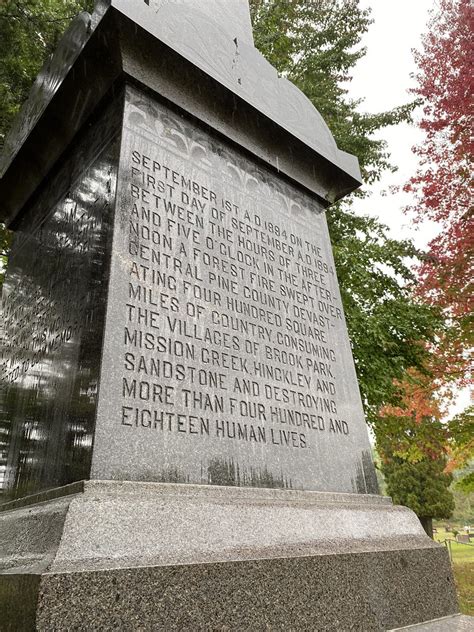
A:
[349, 0, 469, 417]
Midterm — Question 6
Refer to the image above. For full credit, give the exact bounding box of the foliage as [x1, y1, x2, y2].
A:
[380, 0, 473, 480]
[451, 481, 474, 519]
[382, 455, 454, 522]
[249, 0, 440, 422]
[0, 0, 93, 147]
[379, 379, 472, 501]
[448, 407, 474, 482]
[404, 0, 473, 328]
[329, 215, 438, 424]
[376, 377, 469, 524]
[377, 405, 449, 465]
[377, 385, 455, 526]
[456, 473, 474, 495]
[0, 0, 93, 287]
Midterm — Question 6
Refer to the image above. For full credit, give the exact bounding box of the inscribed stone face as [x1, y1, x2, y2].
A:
[91, 87, 377, 493]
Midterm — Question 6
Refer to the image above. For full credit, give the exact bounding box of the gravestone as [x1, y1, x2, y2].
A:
[456, 534, 470, 544]
[0, 1, 461, 629]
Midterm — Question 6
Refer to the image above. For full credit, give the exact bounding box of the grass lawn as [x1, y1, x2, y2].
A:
[434, 527, 474, 615]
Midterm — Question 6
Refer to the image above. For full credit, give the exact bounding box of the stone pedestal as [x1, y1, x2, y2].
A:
[0, 481, 458, 630]
[0, 1, 465, 629]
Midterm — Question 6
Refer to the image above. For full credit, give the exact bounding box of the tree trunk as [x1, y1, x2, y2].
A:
[419, 516, 433, 538]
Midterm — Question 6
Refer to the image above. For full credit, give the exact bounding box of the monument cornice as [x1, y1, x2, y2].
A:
[0, 0, 361, 229]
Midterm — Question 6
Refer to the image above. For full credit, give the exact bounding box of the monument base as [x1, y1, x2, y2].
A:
[0, 481, 459, 630]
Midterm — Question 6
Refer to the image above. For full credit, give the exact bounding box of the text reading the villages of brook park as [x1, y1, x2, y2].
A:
[121, 148, 350, 452]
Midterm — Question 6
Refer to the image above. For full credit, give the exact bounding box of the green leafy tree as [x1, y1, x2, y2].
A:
[0, 0, 94, 143]
[376, 409, 456, 536]
[250, 0, 439, 422]
[382, 457, 455, 538]
[456, 473, 474, 495]
[448, 406, 474, 488]
[0, 0, 93, 286]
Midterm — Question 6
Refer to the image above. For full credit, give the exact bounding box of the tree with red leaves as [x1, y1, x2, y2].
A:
[406, 0, 473, 466]
[405, 0, 473, 378]
[379, 0, 473, 524]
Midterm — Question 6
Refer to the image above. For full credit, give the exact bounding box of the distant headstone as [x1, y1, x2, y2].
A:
[456, 534, 470, 544]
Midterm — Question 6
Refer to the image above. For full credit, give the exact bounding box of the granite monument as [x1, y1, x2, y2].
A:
[0, 1, 464, 629]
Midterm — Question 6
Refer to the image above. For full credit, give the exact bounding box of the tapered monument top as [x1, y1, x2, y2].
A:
[0, 0, 374, 501]
[137, 0, 255, 44]
[0, 0, 361, 227]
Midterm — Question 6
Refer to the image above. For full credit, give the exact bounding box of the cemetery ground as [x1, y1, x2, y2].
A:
[433, 525, 474, 616]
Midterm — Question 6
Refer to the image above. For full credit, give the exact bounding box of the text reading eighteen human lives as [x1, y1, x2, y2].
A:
[120, 150, 350, 450]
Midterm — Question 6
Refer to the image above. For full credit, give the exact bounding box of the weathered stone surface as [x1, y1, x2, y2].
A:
[0, 482, 459, 631]
[116, 0, 255, 45]
[0, 83, 375, 500]
[0, 0, 360, 228]
[89, 85, 377, 493]
[0, 0, 371, 501]
[0, 481, 421, 572]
